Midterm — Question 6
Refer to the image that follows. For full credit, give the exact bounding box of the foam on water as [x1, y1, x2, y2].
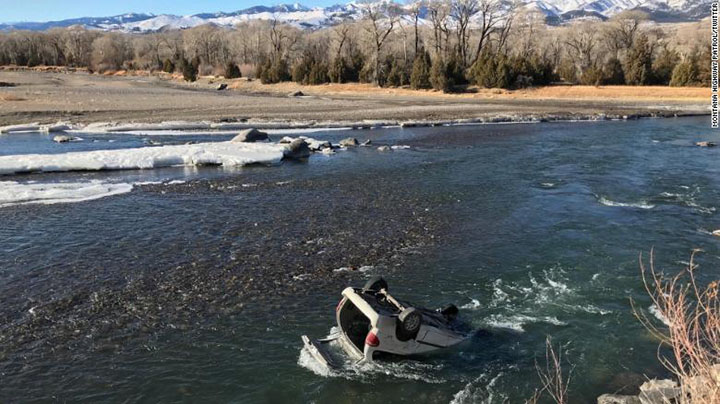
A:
[649, 304, 671, 326]
[450, 368, 514, 404]
[297, 326, 446, 384]
[460, 266, 613, 333]
[655, 187, 716, 214]
[597, 195, 655, 209]
[484, 314, 567, 333]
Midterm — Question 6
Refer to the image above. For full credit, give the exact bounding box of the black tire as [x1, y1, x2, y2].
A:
[362, 276, 388, 292]
[440, 304, 459, 321]
[398, 307, 422, 338]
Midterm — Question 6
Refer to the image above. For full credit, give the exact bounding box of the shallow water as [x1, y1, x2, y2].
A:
[1, 117, 719, 403]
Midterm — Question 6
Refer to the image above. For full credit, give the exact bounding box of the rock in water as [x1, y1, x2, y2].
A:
[231, 128, 269, 143]
[53, 135, 74, 143]
[597, 395, 641, 404]
[283, 139, 311, 160]
[339, 137, 359, 147]
[217, 83, 228, 91]
[638, 379, 680, 404]
[696, 141, 717, 147]
[377, 146, 392, 152]
[361, 139, 372, 146]
[310, 140, 332, 151]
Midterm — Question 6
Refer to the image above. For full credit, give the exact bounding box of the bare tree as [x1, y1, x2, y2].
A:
[91, 33, 132, 71]
[469, 0, 506, 65]
[407, 0, 425, 55]
[564, 22, 601, 73]
[63, 27, 98, 67]
[361, 1, 399, 84]
[427, 0, 451, 56]
[603, 10, 648, 58]
[451, 0, 478, 66]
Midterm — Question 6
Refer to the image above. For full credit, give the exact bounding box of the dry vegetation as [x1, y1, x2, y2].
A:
[634, 251, 720, 404]
[226, 79, 710, 101]
[0, 2, 711, 93]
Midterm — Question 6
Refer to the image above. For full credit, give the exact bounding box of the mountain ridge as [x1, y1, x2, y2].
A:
[0, 0, 708, 32]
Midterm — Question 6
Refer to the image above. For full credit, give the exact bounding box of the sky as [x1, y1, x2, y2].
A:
[0, 0, 342, 23]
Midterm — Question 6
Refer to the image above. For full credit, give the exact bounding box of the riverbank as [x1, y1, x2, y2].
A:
[0, 68, 709, 127]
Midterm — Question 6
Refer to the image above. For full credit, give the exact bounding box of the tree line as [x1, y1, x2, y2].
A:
[0, 1, 711, 91]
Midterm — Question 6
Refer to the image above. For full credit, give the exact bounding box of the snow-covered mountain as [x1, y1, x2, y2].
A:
[0, 0, 709, 32]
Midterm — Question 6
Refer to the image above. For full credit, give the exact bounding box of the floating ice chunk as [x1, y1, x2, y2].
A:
[0, 123, 40, 134]
[0, 180, 133, 207]
[41, 122, 72, 133]
[98, 121, 213, 132]
[0, 141, 287, 176]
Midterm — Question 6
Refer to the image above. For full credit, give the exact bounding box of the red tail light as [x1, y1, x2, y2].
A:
[365, 331, 380, 347]
[335, 298, 345, 312]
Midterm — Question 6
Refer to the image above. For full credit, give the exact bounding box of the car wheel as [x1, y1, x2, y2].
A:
[440, 304, 459, 321]
[398, 307, 422, 337]
[363, 276, 388, 292]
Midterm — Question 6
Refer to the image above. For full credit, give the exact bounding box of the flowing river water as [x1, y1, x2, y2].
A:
[0, 116, 718, 403]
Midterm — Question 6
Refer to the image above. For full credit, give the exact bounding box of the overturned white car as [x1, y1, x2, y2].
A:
[302, 276, 469, 368]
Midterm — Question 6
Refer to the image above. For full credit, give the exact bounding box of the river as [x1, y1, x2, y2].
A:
[0, 116, 718, 403]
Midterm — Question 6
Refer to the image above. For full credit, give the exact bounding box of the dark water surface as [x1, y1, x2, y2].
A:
[1, 117, 719, 403]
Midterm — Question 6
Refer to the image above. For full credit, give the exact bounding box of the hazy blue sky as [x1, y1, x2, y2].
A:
[0, 0, 342, 22]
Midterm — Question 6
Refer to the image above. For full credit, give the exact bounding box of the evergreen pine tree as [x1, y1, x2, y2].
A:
[410, 50, 432, 89]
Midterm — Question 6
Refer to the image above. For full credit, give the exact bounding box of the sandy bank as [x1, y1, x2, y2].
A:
[0, 69, 709, 127]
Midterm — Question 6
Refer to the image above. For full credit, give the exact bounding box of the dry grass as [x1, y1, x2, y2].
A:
[528, 337, 573, 404]
[633, 250, 720, 404]
[227, 79, 709, 102]
[0, 93, 25, 101]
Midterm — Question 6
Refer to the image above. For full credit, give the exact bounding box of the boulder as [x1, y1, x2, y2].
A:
[598, 394, 641, 404]
[217, 83, 228, 91]
[361, 139, 372, 146]
[638, 379, 680, 404]
[289, 91, 304, 97]
[53, 135, 74, 143]
[696, 141, 716, 147]
[377, 146, 392, 152]
[309, 140, 332, 151]
[283, 139, 311, 160]
[278, 136, 294, 144]
[231, 128, 269, 143]
[339, 137, 359, 147]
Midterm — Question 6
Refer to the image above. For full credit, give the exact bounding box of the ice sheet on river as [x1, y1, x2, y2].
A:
[0, 180, 133, 207]
[0, 141, 286, 175]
